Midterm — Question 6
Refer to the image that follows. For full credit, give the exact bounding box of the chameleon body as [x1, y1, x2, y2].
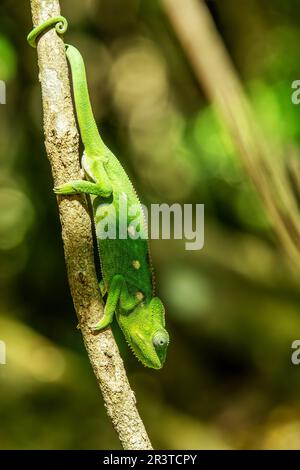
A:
[28, 17, 169, 369]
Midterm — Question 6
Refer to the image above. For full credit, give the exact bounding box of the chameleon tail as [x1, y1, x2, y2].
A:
[66, 44, 106, 156]
[27, 16, 68, 48]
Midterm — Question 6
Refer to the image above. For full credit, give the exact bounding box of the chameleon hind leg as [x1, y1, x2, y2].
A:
[54, 153, 112, 197]
[54, 180, 112, 197]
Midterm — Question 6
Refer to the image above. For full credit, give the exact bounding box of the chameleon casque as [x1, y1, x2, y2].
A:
[28, 16, 169, 369]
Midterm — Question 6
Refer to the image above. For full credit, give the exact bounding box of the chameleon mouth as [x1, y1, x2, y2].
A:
[127, 335, 163, 369]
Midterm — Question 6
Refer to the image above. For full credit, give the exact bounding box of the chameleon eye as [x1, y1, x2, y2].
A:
[152, 331, 169, 349]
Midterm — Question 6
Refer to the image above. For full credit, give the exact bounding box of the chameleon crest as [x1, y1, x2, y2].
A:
[28, 17, 169, 369]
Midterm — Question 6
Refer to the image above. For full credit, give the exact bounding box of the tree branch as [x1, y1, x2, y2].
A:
[29, 0, 152, 450]
[162, 0, 300, 266]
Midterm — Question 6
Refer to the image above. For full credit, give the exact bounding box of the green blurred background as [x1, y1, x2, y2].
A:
[1, 0, 300, 450]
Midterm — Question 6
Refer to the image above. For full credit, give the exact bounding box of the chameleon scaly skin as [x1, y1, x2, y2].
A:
[28, 17, 169, 369]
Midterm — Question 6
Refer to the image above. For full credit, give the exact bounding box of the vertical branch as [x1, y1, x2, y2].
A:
[29, 0, 152, 450]
[162, 0, 300, 265]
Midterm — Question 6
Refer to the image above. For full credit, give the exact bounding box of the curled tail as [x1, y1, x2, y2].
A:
[66, 44, 106, 156]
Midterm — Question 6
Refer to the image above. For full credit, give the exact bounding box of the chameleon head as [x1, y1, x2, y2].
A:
[117, 297, 169, 369]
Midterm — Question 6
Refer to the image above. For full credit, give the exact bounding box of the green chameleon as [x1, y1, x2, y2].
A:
[28, 16, 169, 369]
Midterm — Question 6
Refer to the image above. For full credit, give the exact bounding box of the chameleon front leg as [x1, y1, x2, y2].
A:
[93, 274, 124, 330]
[54, 180, 112, 197]
[120, 282, 143, 312]
[99, 280, 107, 297]
[93, 275, 142, 330]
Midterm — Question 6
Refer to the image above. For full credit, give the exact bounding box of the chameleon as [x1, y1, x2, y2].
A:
[27, 16, 169, 369]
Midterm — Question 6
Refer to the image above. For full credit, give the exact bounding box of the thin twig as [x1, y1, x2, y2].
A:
[29, 0, 152, 450]
[162, 0, 300, 265]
